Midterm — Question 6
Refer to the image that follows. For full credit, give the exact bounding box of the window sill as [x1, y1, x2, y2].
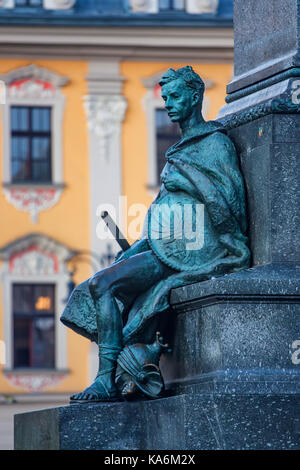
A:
[3, 368, 70, 375]
[3, 182, 66, 190]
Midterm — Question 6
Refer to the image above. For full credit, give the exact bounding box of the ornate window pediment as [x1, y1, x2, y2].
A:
[0, 63, 68, 91]
[0, 233, 77, 275]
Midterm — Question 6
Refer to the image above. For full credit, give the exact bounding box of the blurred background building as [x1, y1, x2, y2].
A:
[0, 0, 233, 443]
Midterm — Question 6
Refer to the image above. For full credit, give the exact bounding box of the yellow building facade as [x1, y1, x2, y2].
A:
[0, 21, 233, 397]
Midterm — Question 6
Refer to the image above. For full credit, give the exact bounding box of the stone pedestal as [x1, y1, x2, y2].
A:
[14, 393, 300, 450]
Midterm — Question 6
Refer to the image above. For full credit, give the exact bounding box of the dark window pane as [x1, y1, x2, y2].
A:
[155, 108, 181, 182]
[11, 136, 29, 159]
[13, 284, 33, 314]
[32, 108, 51, 132]
[11, 107, 29, 132]
[13, 317, 31, 368]
[32, 137, 50, 160]
[13, 284, 55, 369]
[32, 317, 55, 368]
[34, 285, 55, 314]
[10, 106, 52, 183]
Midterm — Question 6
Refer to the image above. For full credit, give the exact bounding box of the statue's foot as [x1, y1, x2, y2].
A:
[70, 375, 119, 404]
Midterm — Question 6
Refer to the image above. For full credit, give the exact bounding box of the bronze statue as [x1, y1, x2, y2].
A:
[61, 66, 250, 403]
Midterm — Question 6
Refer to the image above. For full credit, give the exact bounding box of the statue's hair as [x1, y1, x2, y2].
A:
[159, 66, 205, 95]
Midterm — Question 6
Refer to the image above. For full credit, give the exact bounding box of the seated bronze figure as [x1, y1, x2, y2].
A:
[61, 66, 250, 403]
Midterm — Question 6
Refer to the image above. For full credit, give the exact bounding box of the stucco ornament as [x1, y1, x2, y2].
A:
[61, 66, 250, 403]
[84, 95, 127, 159]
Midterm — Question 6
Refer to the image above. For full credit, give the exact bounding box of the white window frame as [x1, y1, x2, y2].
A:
[0, 234, 74, 372]
[0, 64, 68, 186]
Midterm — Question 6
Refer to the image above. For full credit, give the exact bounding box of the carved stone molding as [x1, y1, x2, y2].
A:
[0, 232, 76, 266]
[0, 63, 68, 89]
[9, 247, 57, 275]
[43, 0, 76, 10]
[218, 77, 300, 129]
[187, 0, 219, 14]
[84, 95, 127, 159]
[8, 78, 56, 99]
[3, 186, 63, 223]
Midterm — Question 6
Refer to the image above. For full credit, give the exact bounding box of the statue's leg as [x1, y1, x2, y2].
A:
[70, 251, 173, 403]
[70, 292, 123, 403]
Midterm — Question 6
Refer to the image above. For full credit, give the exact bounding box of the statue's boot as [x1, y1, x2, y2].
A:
[70, 344, 121, 403]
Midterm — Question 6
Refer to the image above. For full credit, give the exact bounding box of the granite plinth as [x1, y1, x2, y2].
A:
[228, 0, 300, 92]
[14, 393, 300, 450]
[160, 263, 299, 395]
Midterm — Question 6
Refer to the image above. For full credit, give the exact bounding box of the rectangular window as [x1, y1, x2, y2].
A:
[15, 0, 43, 6]
[155, 108, 181, 183]
[13, 284, 55, 369]
[159, 0, 186, 10]
[11, 106, 52, 183]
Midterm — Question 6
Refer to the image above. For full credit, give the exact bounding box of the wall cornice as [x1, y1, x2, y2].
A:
[0, 26, 233, 61]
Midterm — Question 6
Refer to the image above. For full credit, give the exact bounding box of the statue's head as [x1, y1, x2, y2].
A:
[159, 66, 205, 123]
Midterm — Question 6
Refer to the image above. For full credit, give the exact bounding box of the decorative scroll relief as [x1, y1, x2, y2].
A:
[8, 78, 56, 99]
[4, 372, 67, 392]
[9, 246, 59, 275]
[130, 0, 158, 13]
[84, 95, 127, 159]
[186, 0, 219, 14]
[43, 0, 76, 9]
[3, 187, 63, 223]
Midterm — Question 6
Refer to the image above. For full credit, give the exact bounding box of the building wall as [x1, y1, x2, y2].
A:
[0, 58, 92, 394]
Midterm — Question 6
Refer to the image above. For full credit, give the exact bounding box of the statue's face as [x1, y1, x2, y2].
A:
[161, 78, 196, 123]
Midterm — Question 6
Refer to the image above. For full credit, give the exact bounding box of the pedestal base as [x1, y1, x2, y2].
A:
[14, 393, 300, 450]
